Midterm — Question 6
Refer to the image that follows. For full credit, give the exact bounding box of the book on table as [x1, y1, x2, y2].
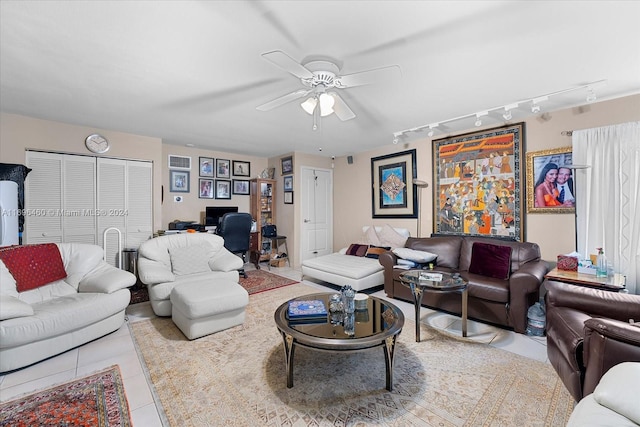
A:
[288, 300, 327, 320]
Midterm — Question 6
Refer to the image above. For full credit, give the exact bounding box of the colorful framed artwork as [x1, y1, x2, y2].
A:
[216, 159, 230, 179]
[215, 179, 231, 199]
[283, 175, 293, 191]
[198, 178, 214, 199]
[371, 149, 417, 218]
[281, 156, 293, 175]
[199, 157, 214, 177]
[526, 146, 575, 214]
[232, 160, 250, 177]
[432, 123, 525, 241]
[232, 179, 250, 195]
[169, 170, 190, 193]
[284, 191, 293, 204]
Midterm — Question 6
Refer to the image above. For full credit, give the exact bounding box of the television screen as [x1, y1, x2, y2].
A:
[205, 206, 238, 227]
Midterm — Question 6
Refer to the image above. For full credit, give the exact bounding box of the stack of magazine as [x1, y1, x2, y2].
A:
[287, 299, 328, 324]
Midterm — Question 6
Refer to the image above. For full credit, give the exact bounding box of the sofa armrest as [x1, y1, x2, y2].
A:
[378, 251, 399, 297]
[0, 294, 34, 320]
[545, 280, 640, 322]
[79, 262, 136, 293]
[208, 247, 243, 272]
[138, 257, 175, 285]
[507, 261, 548, 333]
[582, 318, 640, 397]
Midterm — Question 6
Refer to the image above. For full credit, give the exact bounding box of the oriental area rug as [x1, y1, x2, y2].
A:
[130, 283, 574, 426]
[0, 365, 131, 427]
[129, 269, 297, 305]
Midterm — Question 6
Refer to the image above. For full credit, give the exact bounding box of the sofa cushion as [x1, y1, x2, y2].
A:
[365, 245, 390, 259]
[303, 253, 383, 280]
[0, 294, 34, 320]
[406, 236, 463, 269]
[377, 224, 408, 248]
[346, 243, 369, 257]
[169, 244, 214, 275]
[468, 242, 512, 279]
[362, 226, 382, 246]
[393, 247, 437, 263]
[0, 244, 67, 292]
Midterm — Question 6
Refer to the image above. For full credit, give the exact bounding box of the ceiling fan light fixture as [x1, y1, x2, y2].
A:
[301, 97, 318, 115]
[319, 92, 335, 117]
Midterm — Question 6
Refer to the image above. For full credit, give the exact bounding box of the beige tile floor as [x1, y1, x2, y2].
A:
[0, 265, 549, 425]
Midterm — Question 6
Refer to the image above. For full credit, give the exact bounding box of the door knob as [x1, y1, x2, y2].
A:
[304, 219, 310, 223]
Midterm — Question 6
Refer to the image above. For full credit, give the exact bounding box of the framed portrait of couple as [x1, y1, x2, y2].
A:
[526, 147, 575, 214]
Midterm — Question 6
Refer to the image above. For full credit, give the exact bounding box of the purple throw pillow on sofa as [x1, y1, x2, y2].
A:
[468, 242, 512, 280]
[346, 243, 369, 257]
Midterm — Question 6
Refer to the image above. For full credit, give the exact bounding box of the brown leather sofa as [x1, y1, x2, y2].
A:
[379, 236, 548, 334]
[545, 279, 640, 402]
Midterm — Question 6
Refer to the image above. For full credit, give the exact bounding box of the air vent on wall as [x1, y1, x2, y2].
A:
[168, 155, 191, 170]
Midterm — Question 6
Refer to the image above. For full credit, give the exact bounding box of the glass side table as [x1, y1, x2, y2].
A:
[398, 270, 468, 342]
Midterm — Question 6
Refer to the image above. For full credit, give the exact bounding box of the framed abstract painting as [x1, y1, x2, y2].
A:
[371, 149, 417, 218]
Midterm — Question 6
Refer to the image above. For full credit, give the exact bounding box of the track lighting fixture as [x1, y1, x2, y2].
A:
[391, 80, 605, 144]
[474, 111, 488, 127]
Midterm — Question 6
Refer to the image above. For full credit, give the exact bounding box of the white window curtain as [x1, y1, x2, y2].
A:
[572, 121, 640, 294]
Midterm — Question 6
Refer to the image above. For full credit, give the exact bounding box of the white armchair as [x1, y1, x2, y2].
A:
[137, 233, 243, 316]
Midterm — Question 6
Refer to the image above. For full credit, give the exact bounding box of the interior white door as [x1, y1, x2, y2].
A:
[300, 167, 333, 262]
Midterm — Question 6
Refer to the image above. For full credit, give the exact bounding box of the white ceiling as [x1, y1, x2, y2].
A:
[1, 1, 639, 158]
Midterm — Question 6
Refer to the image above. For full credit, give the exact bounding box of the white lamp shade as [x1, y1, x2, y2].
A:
[301, 97, 318, 115]
[319, 93, 335, 117]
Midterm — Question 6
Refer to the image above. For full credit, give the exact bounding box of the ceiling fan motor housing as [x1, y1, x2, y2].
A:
[302, 60, 340, 88]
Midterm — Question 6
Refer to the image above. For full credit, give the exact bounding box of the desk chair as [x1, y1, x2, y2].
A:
[216, 212, 252, 278]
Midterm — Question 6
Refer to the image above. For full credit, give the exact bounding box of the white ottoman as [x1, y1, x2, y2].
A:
[170, 280, 249, 340]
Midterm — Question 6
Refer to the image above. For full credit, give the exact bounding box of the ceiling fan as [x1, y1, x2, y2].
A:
[256, 50, 400, 128]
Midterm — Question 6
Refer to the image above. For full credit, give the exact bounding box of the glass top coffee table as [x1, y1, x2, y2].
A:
[274, 292, 404, 391]
[398, 270, 468, 341]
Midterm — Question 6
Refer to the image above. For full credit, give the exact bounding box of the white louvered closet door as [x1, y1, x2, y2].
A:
[97, 158, 127, 267]
[25, 151, 64, 243]
[63, 155, 97, 244]
[126, 161, 153, 249]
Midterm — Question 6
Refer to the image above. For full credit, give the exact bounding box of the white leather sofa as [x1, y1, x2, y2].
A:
[137, 233, 244, 317]
[301, 226, 409, 291]
[566, 362, 640, 427]
[0, 243, 135, 372]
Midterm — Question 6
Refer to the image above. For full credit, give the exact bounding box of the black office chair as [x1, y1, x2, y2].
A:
[216, 212, 252, 278]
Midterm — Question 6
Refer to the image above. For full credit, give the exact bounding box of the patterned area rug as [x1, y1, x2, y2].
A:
[129, 269, 297, 305]
[0, 365, 131, 426]
[130, 283, 574, 426]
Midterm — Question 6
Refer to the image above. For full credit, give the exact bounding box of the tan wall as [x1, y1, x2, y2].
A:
[332, 94, 640, 262]
[0, 113, 164, 232]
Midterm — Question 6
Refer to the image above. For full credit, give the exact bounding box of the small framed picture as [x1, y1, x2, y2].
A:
[232, 160, 250, 177]
[170, 170, 190, 193]
[284, 191, 293, 204]
[199, 157, 214, 177]
[281, 156, 293, 175]
[232, 179, 250, 195]
[215, 179, 231, 199]
[216, 159, 231, 179]
[283, 175, 293, 191]
[198, 179, 214, 198]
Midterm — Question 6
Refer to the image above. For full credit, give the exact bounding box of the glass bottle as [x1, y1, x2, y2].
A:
[596, 247, 608, 278]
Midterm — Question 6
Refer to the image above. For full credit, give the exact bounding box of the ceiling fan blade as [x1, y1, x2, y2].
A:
[334, 65, 401, 88]
[330, 92, 356, 121]
[261, 50, 314, 80]
[256, 89, 312, 111]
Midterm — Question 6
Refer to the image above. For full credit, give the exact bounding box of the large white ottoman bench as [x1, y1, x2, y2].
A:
[170, 280, 249, 340]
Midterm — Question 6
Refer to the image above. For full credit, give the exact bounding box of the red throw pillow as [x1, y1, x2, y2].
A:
[0, 243, 67, 292]
[346, 243, 369, 257]
[468, 242, 512, 280]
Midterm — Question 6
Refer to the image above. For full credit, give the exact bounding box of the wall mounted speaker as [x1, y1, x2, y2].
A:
[347, 155, 354, 164]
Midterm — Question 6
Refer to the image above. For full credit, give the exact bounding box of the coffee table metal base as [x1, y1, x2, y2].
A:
[279, 331, 399, 391]
[409, 283, 468, 342]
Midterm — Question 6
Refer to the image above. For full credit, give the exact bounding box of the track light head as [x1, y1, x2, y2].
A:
[586, 88, 597, 103]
